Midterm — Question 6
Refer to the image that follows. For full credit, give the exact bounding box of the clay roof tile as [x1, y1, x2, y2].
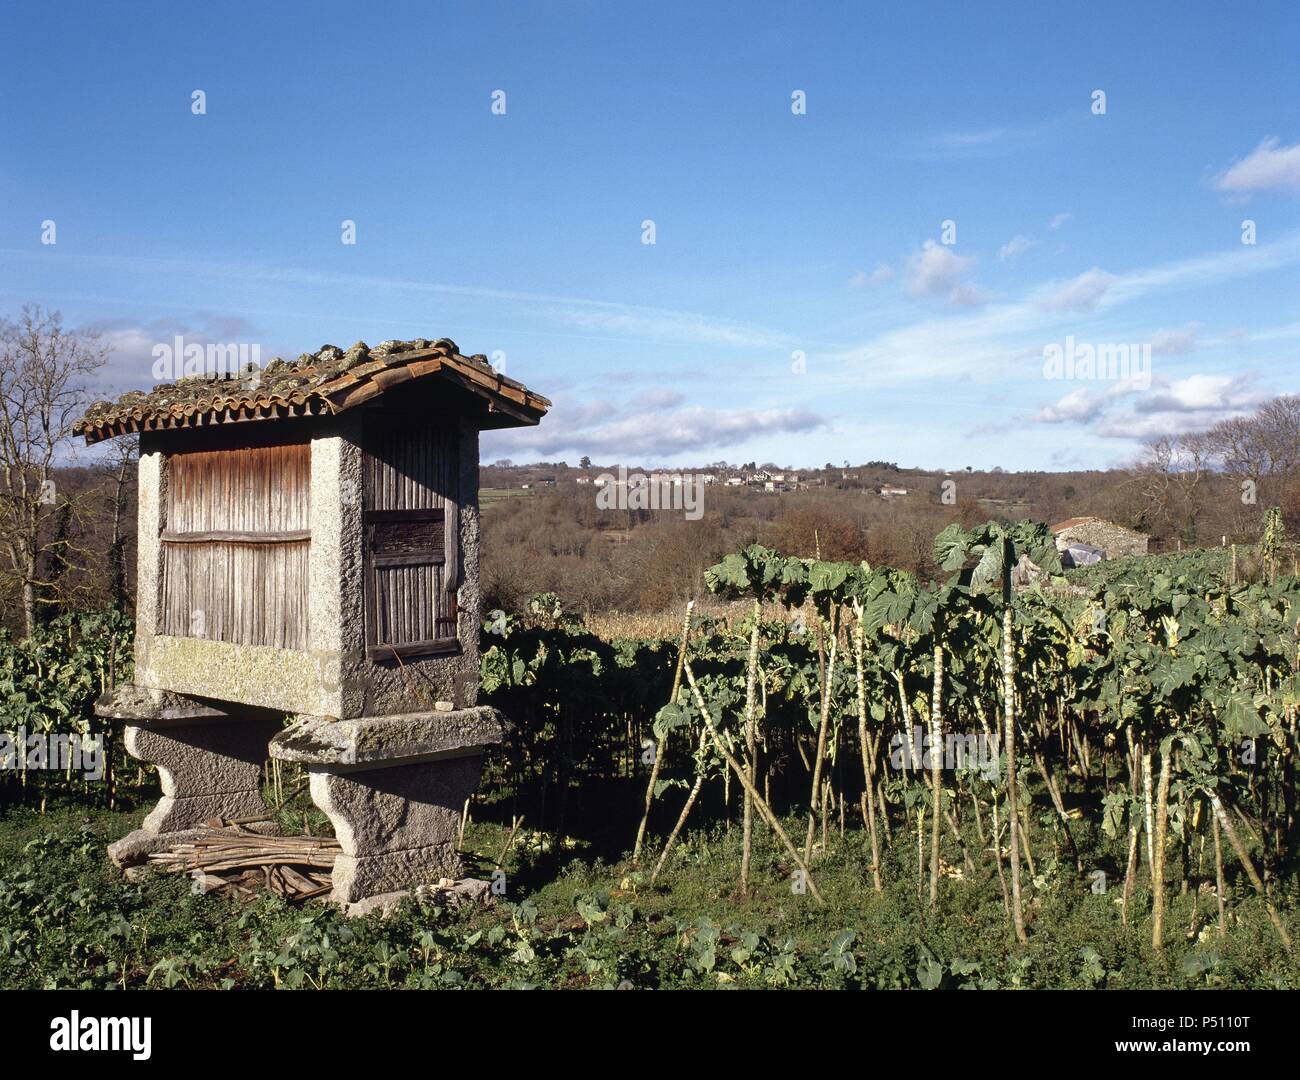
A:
[74, 336, 549, 444]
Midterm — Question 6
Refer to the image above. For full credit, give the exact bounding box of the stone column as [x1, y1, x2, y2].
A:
[270, 706, 507, 914]
[131, 446, 163, 685]
[97, 685, 281, 868]
[310, 755, 482, 904]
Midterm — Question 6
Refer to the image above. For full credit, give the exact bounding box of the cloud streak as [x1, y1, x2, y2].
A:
[484, 401, 828, 460]
[1036, 268, 1114, 312]
[998, 235, 1034, 260]
[825, 230, 1300, 390]
[0, 248, 797, 354]
[1213, 137, 1300, 195]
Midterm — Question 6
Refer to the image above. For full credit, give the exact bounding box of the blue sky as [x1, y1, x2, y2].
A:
[3, 0, 1298, 470]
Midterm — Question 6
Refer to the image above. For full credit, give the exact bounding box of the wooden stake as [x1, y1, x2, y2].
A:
[683, 662, 825, 904]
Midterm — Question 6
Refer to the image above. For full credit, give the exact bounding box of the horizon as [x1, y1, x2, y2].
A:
[3, 1, 1298, 472]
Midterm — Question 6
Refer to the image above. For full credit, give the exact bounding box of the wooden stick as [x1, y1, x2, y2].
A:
[496, 814, 524, 867]
[1210, 793, 1291, 951]
[634, 600, 694, 864]
[683, 662, 825, 904]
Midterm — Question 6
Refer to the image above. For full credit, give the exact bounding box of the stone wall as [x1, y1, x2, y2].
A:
[1054, 519, 1149, 558]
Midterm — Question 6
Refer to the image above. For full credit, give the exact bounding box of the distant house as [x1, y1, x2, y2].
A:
[1051, 517, 1148, 562]
[699, 473, 717, 485]
[725, 477, 744, 487]
[878, 484, 908, 498]
[575, 477, 591, 485]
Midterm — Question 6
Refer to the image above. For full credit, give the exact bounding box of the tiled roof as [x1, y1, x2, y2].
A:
[74, 338, 550, 445]
[1050, 516, 1101, 532]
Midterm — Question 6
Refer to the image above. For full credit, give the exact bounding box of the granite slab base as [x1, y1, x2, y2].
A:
[270, 707, 507, 910]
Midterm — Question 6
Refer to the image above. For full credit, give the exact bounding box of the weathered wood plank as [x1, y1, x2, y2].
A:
[161, 529, 311, 544]
[160, 442, 310, 650]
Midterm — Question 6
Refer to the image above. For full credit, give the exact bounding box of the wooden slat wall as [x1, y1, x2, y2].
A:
[159, 443, 310, 650]
[364, 425, 455, 512]
[364, 424, 459, 650]
[372, 561, 446, 645]
[167, 443, 310, 533]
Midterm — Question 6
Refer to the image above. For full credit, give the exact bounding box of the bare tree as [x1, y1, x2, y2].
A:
[0, 306, 108, 635]
[1122, 396, 1300, 546]
[1129, 433, 1210, 541]
[103, 435, 140, 611]
[1204, 395, 1300, 482]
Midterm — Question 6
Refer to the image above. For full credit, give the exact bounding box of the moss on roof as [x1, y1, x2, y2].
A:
[75, 337, 543, 441]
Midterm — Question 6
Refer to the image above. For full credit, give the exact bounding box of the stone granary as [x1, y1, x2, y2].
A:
[75, 338, 549, 911]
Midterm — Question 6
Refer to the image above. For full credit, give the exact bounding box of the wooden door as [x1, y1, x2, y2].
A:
[362, 422, 460, 661]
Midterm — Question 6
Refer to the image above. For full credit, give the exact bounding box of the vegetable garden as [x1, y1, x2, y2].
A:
[3, 521, 1300, 988]
[479, 520, 1300, 962]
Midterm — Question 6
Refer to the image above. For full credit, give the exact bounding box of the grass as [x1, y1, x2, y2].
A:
[480, 487, 534, 507]
[2, 796, 1298, 989]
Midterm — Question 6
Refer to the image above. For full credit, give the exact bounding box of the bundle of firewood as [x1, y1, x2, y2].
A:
[148, 822, 341, 902]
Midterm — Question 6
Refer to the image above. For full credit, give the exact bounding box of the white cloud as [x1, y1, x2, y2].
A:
[81, 314, 268, 396]
[1029, 372, 1262, 441]
[1036, 268, 1115, 312]
[850, 263, 894, 287]
[637, 387, 687, 409]
[1149, 322, 1200, 356]
[1032, 387, 1104, 424]
[904, 241, 986, 306]
[923, 120, 1052, 157]
[1048, 212, 1072, 231]
[1132, 373, 1258, 417]
[998, 234, 1034, 260]
[932, 126, 1014, 148]
[0, 247, 797, 355]
[1213, 137, 1300, 195]
[551, 303, 790, 350]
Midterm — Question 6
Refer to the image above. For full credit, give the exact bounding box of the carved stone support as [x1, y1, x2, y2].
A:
[96, 685, 281, 868]
[270, 706, 507, 911]
[309, 755, 482, 904]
